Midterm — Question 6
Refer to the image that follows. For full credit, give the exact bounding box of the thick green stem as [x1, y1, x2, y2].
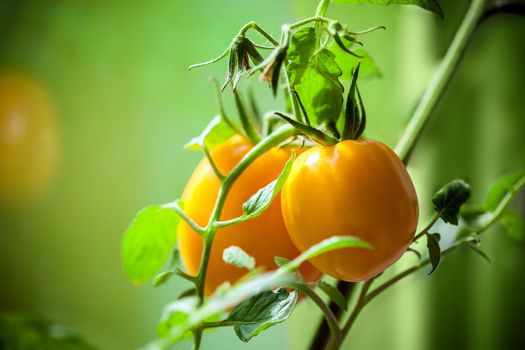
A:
[395, 0, 488, 163]
[316, 0, 331, 17]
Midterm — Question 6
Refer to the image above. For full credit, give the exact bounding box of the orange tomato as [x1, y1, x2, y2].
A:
[178, 135, 321, 295]
[0, 73, 57, 207]
[281, 139, 418, 281]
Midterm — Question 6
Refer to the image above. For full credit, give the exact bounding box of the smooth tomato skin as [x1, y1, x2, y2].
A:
[281, 139, 419, 281]
[0, 73, 57, 207]
[178, 135, 321, 295]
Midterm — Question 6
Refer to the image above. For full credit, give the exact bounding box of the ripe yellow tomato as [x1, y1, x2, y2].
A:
[281, 139, 419, 281]
[0, 73, 58, 207]
[178, 135, 321, 295]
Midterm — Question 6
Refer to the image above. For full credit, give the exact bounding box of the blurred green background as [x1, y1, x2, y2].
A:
[1, 0, 524, 349]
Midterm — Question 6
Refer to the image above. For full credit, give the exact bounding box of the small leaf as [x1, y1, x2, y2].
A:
[227, 289, 298, 342]
[153, 270, 176, 287]
[184, 115, 235, 151]
[332, 0, 444, 18]
[432, 179, 471, 225]
[426, 233, 441, 275]
[500, 214, 525, 244]
[242, 152, 296, 218]
[274, 256, 290, 267]
[178, 288, 197, 299]
[285, 236, 372, 271]
[484, 173, 525, 211]
[317, 281, 348, 311]
[157, 297, 199, 341]
[122, 205, 180, 285]
[223, 246, 256, 270]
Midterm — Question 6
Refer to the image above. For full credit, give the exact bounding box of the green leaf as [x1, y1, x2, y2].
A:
[274, 256, 290, 267]
[122, 205, 180, 285]
[227, 288, 298, 342]
[223, 246, 256, 270]
[317, 281, 348, 311]
[432, 179, 471, 225]
[285, 236, 372, 271]
[153, 270, 176, 287]
[332, 0, 444, 18]
[157, 297, 199, 342]
[329, 37, 381, 81]
[287, 27, 343, 124]
[242, 152, 296, 218]
[426, 233, 441, 275]
[500, 214, 525, 244]
[484, 173, 525, 211]
[184, 115, 235, 151]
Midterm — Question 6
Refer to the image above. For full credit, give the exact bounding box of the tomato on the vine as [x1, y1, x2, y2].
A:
[0, 73, 57, 207]
[178, 135, 321, 295]
[281, 139, 419, 281]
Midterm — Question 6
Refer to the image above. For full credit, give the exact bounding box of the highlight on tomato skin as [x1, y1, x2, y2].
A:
[0, 72, 58, 208]
[177, 135, 322, 296]
[281, 138, 419, 282]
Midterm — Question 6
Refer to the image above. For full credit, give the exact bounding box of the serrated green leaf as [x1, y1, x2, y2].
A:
[485, 173, 525, 211]
[426, 233, 441, 275]
[500, 214, 525, 244]
[227, 289, 298, 342]
[223, 246, 256, 270]
[242, 152, 295, 218]
[432, 179, 471, 225]
[184, 115, 235, 151]
[122, 205, 180, 285]
[332, 0, 444, 18]
[317, 281, 348, 311]
[287, 27, 343, 124]
[329, 36, 381, 81]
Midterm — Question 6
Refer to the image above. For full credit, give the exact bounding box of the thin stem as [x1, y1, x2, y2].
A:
[202, 146, 225, 181]
[192, 329, 202, 350]
[412, 214, 439, 242]
[165, 202, 206, 236]
[292, 283, 342, 343]
[395, 0, 488, 163]
[288, 16, 331, 30]
[233, 89, 261, 144]
[215, 216, 247, 228]
[238, 21, 279, 46]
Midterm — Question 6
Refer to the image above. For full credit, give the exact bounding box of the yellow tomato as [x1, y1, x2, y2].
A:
[178, 135, 321, 295]
[281, 139, 419, 281]
[0, 73, 57, 207]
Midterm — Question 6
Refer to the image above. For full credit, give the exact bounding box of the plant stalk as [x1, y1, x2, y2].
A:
[395, 0, 488, 163]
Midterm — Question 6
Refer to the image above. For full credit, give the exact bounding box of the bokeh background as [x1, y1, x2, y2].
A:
[1, 0, 524, 349]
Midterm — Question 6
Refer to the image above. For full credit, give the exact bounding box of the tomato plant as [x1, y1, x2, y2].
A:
[0, 73, 57, 207]
[281, 139, 419, 281]
[178, 135, 321, 295]
[120, 0, 525, 349]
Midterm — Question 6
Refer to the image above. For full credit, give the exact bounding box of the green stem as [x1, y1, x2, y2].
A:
[195, 125, 297, 302]
[292, 283, 342, 343]
[412, 214, 439, 242]
[238, 21, 279, 46]
[395, 0, 488, 163]
[316, 0, 331, 17]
